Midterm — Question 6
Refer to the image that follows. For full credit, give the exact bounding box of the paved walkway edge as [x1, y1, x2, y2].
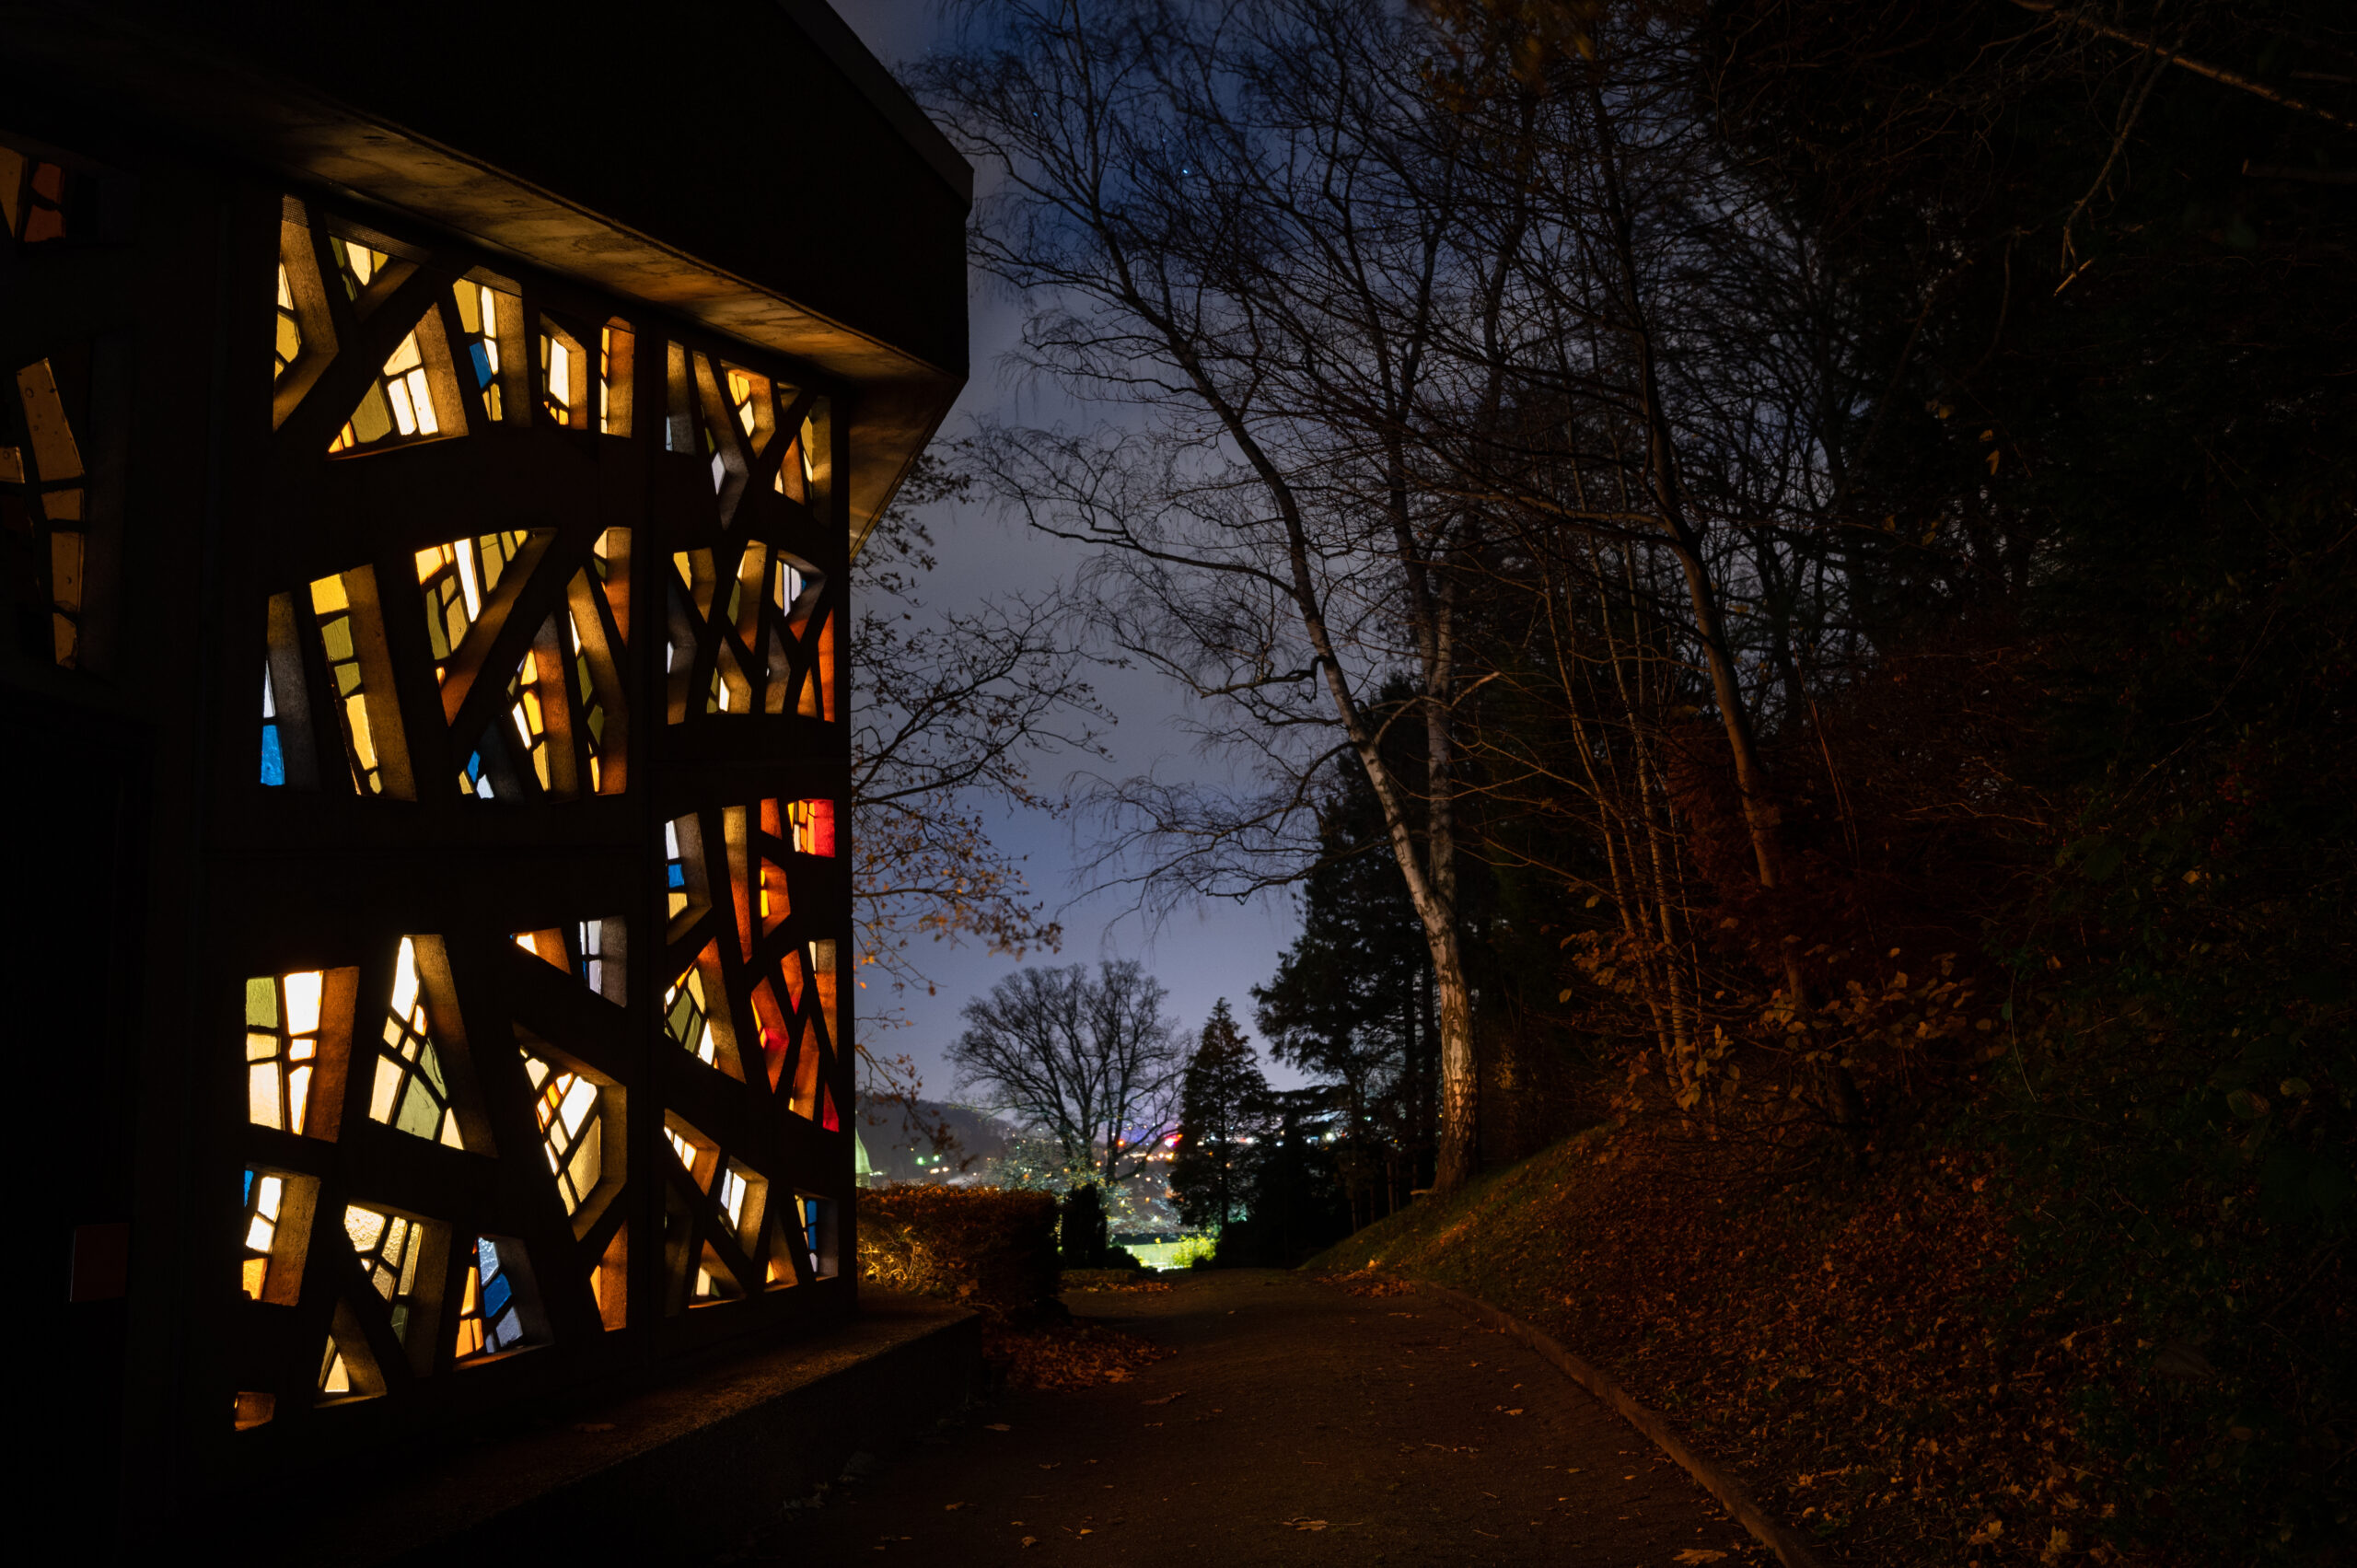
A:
[1416, 1282, 1825, 1568]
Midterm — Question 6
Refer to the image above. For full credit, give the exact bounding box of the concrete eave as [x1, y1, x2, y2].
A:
[1, 2, 968, 554]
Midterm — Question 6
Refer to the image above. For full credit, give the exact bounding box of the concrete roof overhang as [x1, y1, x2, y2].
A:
[0, 0, 971, 555]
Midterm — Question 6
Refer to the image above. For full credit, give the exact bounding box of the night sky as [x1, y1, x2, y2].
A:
[838, 2, 1309, 1098]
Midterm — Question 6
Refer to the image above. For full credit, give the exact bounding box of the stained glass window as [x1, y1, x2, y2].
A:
[329, 330, 440, 454]
[4, 357, 88, 667]
[308, 572, 386, 795]
[505, 649, 554, 790]
[664, 817, 697, 922]
[665, 949, 722, 1071]
[369, 936, 462, 1148]
[246, 970, 324, 1135]
[568, 607, 609, 791]
[576, 918, 610, 995]
[329, 236, 391, 299]
[273, 263, 303, 383]
[240, 1169, 286, 1302]
[451, 282, 507, 422]
[800, 1195, 834, 1278]
[260, 663, 284, 785]
[417, 530, 527, 673]
[454, 1237, 535, 1360]
[343, 1203, 429, 1345]
[521, 1050, 602, 1215]
[319, 1334, 361, 1399]
[788, 799, 836, 858]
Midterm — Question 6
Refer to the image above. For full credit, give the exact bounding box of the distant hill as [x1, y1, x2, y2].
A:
[854, 1098, 1019, 1183]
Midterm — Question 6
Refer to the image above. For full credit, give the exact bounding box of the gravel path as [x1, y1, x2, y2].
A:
[737, 1269, 1770, 1567]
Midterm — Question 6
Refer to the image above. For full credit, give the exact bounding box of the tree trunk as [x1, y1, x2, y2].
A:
[1426, 921, 1480, 1189]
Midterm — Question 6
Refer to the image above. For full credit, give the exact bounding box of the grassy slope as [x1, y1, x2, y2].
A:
[1310, 1129, 2119, 1568]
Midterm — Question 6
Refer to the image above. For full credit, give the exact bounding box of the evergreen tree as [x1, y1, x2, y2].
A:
[1168, 1000, 1270, 1230]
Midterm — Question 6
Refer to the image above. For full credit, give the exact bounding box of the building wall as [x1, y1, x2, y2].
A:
[4, 102, 878, 1537]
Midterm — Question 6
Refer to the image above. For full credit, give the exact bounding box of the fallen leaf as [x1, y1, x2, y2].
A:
[945, 1503, 966, 1512]
[1280, 1518, 1329, 1531]
[1021, 1537, 1038, 1549]
[984, 1423, 1012, 1432]
[1674, 1551, 1729, 1564]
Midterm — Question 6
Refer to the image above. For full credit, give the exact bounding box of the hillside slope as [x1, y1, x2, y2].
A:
[1311, 1130, 2134, 1567]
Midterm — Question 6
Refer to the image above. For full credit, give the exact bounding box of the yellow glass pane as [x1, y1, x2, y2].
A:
[241, 1258, 269, 1299]
[308, 575, 349, 614]
[344, 1206, 386, 1252]
[247, 1031, 278, 1062]
[288, 1064, 311, 1135]
[248, 1063, 282, 1128]
[370, 1056, 402, 1121]
[284, 970, 323, 1034]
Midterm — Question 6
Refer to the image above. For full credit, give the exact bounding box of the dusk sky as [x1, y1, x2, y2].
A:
[839, 1, 1311, 1098]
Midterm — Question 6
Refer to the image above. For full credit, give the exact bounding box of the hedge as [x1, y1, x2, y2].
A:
[857, 1186, 1059, 1318]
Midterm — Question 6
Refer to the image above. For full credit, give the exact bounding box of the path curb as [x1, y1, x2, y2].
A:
[1418, 1282, 1825, 1568]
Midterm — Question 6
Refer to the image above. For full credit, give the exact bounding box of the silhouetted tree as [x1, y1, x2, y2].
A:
[1169, 999, 1271, 1229]
[949, 960, 1182, 1182]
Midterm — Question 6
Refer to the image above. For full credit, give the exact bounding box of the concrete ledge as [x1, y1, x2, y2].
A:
[301, 1294, 980, 1565]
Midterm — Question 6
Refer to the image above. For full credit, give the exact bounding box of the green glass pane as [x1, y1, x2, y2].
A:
[396, 1075, 440, 1139]
[245, 976, 278, 1028]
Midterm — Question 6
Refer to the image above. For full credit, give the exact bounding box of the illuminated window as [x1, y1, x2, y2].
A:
[329, 330, 440, 454]
[665, 948, 722, 1070]
[506, 653, 553, 791]
[308, 572, 386, 795]
[343, 1203, 429, 1345]
[521, 1050, 603, 1215]
[260, 662, 284, 785]
[416, 530, 527, 673]
[664, 817, 695, 921]
[454, 1236, 538, 1360]
[239, 1170, 287, 1302]
[577, 918, 610, 994]
[511, 919, 625, 1004]
[800, 1195, 835, 1278]
[567, 607, 607, 791]
[788, 799, 836, 857]
[370, 936, 463, 1148]
[273, 264, 303, 382]
[451, 282, 506, 421]
[245, 970, 324, 1135]
[4, 357, 88, 668]
[329, 236, 390, 299]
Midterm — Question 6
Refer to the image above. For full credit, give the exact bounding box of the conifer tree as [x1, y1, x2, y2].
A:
[1169, 1000, 1271, 1230]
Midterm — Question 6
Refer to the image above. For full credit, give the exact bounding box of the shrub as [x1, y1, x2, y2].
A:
[1056, 1182, 1110, 1267]
[857, 1186, 1058, 1318]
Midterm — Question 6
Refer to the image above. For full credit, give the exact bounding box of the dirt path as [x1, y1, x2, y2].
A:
[736, 1270, 1770, 1566]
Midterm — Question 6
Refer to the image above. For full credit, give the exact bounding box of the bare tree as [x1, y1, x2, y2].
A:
[920, 0, 1505, 1187]
[852, 452, 1109, 1005]
[948, 959, 1182, 1182]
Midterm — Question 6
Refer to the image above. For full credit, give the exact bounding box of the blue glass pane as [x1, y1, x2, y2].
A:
[476, 1236, 502, 1281]
[668, 862, 686, 889]
[243, 1169, 253, 1203]
[469, 342, 493, 389]
[490, 1307, 520, 1351]
[260, 726, 285, 786]
[483, 1271, 512, 1318]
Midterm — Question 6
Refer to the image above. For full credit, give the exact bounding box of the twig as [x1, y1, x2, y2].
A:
[2012, 2, 2357, 134]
